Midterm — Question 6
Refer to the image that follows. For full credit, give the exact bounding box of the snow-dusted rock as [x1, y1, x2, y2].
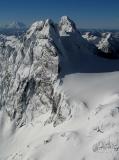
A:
[0, 19, 65, 127]
[59, 16, 77, 34]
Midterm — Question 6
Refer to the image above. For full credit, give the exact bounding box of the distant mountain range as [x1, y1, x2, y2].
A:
[82, 30, 119, 58]
[0, 21, 27, 30]
[0, 21, 27, 35]
[80, 28, 119, 33]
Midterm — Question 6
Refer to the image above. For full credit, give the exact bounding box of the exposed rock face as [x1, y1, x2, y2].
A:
[0, 19, 64, 127]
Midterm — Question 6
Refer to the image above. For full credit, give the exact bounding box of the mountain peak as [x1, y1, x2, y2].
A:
[26, 19, 59, 41]
[1, 16, 119, 160]
[59, 16, 77, 33]
[60, 16, 72, 22]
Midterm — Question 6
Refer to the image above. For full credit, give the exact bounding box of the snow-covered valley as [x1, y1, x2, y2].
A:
[0, 16, 119, 160]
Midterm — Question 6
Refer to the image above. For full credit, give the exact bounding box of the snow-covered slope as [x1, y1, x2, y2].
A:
[0, 16, 119, 160]
[1, 72, 119, 160]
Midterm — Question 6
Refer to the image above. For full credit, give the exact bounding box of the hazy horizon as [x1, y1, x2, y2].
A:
[0, 0, 119, 29]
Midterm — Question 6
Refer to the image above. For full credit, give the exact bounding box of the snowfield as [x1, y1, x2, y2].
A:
[1, 72, 119, 160]
[0, 16, 119, 160]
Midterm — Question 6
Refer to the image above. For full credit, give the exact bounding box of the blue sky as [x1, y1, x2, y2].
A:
[0, 0, 119, 29]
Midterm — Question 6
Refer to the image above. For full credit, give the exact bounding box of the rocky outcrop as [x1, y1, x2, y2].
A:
[0, 19, 64, 127]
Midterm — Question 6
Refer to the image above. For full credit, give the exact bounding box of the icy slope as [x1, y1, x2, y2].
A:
[0, 19, 64, 127]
